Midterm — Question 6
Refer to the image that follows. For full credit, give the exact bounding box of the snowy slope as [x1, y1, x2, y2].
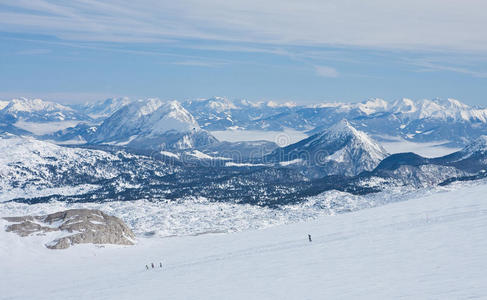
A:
[1, 181, 486, 299]
[0, 133, 119, 201]
[0, 134, 180, 202]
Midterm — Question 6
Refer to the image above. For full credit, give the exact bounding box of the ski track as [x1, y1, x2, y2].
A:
[1, 181, 487, 299]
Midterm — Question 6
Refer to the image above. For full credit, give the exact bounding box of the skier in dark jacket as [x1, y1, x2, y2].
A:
[151, 263, 155, 269]
[308, 234, 312, 242]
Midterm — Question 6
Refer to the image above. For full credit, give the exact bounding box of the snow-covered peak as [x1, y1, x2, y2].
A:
[92, 98, 209, 149]
[391, 98, 417, 114]
[317, 120, 389, 159]
[326, 119, 356, 136]
[208, 98, 237, 112]
[4, 98, 74, 113]
[82, 97, 133, 119]
[0, 100, 9, 110]
[234, 99, 296, 108]
[146, 100, 199, 135]
[357, 98, 389, 115]
[91, 98, 164, 142]
[0, 98, 88, 122]
[445, 98, 470, 110]
[415, 99, 445, 119]
[189, 97, 237, 112]
[108, 98, 164, 125]
[266, 101, 296, 108]
[270, 120, 388, 176]
[387, 98, 487, 123]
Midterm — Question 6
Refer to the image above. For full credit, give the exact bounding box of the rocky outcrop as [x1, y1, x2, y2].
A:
[3, 209, 135, 249]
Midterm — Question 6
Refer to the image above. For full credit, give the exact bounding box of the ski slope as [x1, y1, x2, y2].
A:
[1, 182, 486, 299]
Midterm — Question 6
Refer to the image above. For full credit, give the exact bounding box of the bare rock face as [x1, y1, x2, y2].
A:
[3, 209, 136, 249]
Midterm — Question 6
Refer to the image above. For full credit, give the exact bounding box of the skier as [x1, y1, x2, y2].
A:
[145, 265, 149, 270]
[151, 263, 155, 269]
[159, 262, 163, 268]
[308, 234, 312, 242]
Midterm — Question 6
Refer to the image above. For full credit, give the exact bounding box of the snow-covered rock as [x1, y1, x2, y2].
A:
[3, 209, 135, 249]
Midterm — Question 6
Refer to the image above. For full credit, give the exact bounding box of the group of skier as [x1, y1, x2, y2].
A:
[146, 262, 163, 270]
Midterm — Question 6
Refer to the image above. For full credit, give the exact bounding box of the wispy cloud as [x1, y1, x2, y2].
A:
[1, 1, 487, 52]
[315, 65, 338, 78]
[409, 59, 487, 78]
[172, 60, 227, 67]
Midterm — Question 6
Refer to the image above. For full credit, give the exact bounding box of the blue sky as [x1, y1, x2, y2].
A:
[1, 0, 487, 105]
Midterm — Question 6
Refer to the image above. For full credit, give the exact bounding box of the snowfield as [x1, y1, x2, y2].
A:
[1, 182, 486, 299]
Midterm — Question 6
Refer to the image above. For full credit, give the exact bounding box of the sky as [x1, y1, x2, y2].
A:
[0, 0, 487, 105]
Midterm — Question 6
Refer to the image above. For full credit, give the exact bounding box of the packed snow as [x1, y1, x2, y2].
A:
[1, 181, 486, 299]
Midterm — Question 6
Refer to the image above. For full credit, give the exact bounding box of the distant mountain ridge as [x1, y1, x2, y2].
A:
[2, 96, 487, 148]
[0, 98, 89, 123]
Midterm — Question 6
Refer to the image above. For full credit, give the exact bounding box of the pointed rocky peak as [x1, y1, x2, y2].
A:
[268, 120, 389, 176]
[312, 119, 389, 160]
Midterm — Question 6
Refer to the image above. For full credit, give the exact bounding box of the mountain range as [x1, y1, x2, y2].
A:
[2, 96, 487, 206]
[1, 97, 487, 148]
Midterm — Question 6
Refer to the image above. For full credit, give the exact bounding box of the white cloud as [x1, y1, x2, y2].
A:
[408, 59, 487, 78]
[315, 66, 338, 78]
[1, 0, 487, 52]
